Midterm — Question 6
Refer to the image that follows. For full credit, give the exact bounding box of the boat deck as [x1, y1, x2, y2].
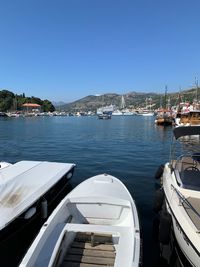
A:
[183, 197, 200, 231]
[61, 232, 116, 267]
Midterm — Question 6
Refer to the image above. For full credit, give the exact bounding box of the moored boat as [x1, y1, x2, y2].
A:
[98, 112, 112, 119]
[0, 160, 75, 266]
[19, 174, 141, 267]
[155, 126, 200, 266]
[155, 109, 174, 126]
[175, 110, 200, 127]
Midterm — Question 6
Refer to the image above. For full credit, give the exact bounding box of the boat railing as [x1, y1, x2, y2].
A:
[171, 184, 200, 221]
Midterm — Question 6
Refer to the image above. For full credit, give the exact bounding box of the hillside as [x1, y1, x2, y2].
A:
[59, 88, 199, 112]
[0, 90, 55, 112]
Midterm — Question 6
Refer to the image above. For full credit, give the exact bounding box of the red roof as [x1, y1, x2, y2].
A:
[22, 103, 41, 107]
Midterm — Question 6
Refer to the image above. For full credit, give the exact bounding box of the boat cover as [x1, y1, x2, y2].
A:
[0, 161, 75, 230]
[173, 126, 200, 139]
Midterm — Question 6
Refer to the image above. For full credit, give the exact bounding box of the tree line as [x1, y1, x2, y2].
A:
[0, 90, 55, 112]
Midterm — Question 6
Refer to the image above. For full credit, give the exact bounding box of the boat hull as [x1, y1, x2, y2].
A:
[164, 197, 199, 267]
[19, 174, 141, 267]
[162, 163, 200, 267]
[0, 165, 75, 267]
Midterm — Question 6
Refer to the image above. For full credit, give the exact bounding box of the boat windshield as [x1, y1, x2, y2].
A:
[170, 126, 200, 162]
[169, 127, 200, 190]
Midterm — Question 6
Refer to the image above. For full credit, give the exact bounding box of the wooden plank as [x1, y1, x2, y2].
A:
[67, 247, 115, 258]
[71, 242, 115, 251]
[64, 254, 115, 265]
[61, 262, 109, 267]
[75, 232, 113, 244]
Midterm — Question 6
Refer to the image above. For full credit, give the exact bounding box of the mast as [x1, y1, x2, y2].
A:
[195, 77, 199, 103]
[164, 85, 168, 109]
[120, 95, 126, 109]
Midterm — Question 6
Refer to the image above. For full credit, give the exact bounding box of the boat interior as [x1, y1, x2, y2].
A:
[31, 197, 137, 267]
[173, 153, 200, 190]
[171, 153, 200, 232]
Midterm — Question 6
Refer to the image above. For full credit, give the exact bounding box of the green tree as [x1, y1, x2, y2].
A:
[0, 90, 15, 111]
[42, 100, 55, 112]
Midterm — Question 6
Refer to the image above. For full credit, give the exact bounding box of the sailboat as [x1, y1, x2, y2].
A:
[112, 95, 134, 116]
[155, 87, 174, 125]
[137, 97, 154, 116]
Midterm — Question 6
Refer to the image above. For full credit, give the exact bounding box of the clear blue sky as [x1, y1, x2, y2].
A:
[0, 0, 200, 102]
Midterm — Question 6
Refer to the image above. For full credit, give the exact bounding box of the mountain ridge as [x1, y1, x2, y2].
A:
[58, 88, 199, 112]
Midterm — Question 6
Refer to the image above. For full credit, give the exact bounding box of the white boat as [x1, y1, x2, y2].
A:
[20, 174, 141, 267]
[0, 160, 75, 266]
[97, 105, 115, 115]
[0, 161, 12, 169]
[156, 126, 200, 266]
[137, 97, 154, 116]
[137, 110, 154, 116]
[112, 109, 123, 116]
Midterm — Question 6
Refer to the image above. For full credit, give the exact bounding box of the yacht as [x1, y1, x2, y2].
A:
[157, 126, 200, 267]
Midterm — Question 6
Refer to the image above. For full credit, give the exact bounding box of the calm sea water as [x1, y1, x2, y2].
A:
[0, 115, 173, 266]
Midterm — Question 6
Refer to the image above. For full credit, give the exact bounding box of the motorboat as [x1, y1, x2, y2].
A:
[155, 126, 200, 266]
[98, 112, 112, 119]
[19, 174, 141, 267]
[0, 160, 75, 266]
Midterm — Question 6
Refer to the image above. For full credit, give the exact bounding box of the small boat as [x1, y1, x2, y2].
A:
[20, 174, 141, 267]
[137, 110, 154, 116]
[0, 160, 75, 266]
[155, 126, 200, 266]
[112, 109, 123, 116]
[98, 112, 112, 119]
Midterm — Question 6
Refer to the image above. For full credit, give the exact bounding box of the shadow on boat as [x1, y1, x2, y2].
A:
[0, 183, 74, 267]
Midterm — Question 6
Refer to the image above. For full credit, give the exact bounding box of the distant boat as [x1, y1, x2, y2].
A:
[137, 110, 154, 116]
[137, 97, 154, 116]
[112, 110, 123, 116]
[19, 174, 141, 267]
[113, 96, 135, 116]
[155, 109, 174, 126]
[98, 112, 112, 119]
[97, 105, 115, 115]
[155, 87, 174, 125]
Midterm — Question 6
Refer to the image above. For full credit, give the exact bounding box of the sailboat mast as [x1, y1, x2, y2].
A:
[164, 85, 168, 109]
[195, 77, 199, 103]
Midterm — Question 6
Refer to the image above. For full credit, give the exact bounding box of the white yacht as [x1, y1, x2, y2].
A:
[157, 126, 200, 266]
[19, 174, 141, 267]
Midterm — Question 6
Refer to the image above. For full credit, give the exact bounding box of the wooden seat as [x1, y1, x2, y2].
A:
[61, 232, 116, 267]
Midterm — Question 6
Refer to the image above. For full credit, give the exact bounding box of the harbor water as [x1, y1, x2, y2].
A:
[0, 115, 174, 266]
